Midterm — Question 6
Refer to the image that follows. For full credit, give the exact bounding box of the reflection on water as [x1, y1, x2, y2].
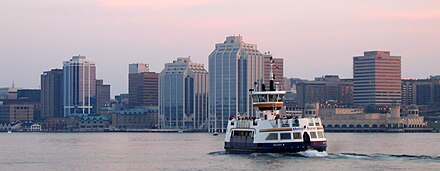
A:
[1, 133, 439, 170]
[210, 149, 440, 163]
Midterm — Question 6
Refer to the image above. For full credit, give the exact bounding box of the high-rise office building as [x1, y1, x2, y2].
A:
[96, 79, 111, 113]
[17, 89, 41, 102]
[41, 69, 64, 119]
[263, 55, 284, 89]
[63, 56, 97, 116]
[208, 35, 265, 132]
[129, 63, 150, 74]
[402, 76, 440, 106]
[128, 68, 159, 108]
[353, 51, 401, 106]
[296, 75, 353, 106]
[159, 57, 208, 129]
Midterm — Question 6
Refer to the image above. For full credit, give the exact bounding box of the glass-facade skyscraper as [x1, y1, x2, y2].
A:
[159, 57, 208, 129]
[41, 69, 64, 119]
[208, 36, 264, 132]
[63, 56, 96, 116]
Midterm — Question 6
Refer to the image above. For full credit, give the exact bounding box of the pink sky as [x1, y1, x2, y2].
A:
[1, 0, 439, 96]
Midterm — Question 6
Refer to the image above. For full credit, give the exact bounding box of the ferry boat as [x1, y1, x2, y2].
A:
[224, 58, 327, 153]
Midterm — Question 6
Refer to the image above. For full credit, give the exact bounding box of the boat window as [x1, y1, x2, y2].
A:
[310, 132, 317, 139]
[280, 133, 291, 140]
[253, 96, 259, 102]
[308, 122, 315, 126]
[233, 131, 253, 137]
[265, 133, 279, 140]
[258, 95, 267, 102]
[269, 95, 274, 102]
[281, 120, 289, 127]
[277, 95, 284, 102]
[293, 132, 302, 139]
[314, 118, 321, 126]
[293, 119, 299, 127]
[315, 121, 320, 126]
[317, 131, 324, 138]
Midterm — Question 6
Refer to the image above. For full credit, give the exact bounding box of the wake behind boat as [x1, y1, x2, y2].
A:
[224, 57, 327, 153]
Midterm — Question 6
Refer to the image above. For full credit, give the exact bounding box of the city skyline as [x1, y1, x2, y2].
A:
[1, 1, 440, 96]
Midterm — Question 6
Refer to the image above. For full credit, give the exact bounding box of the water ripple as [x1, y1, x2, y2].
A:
[329, 153, 440, 162]
[209, 150, 440, 163]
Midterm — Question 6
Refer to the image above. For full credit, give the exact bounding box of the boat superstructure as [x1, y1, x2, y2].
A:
[224, 57, 327, 153]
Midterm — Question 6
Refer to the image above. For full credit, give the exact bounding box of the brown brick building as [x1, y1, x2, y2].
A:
[0, 104, 34, 123]
[111, 108, 158, 130]
[128, 72, 159, 108]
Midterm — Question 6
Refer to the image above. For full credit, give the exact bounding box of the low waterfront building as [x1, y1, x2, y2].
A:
[0, 123, 12, 131]
[110, 108, 158, 130]
[303, 102, 428, 132]
[29, 123, 42, 131]
[75, 114, 110, 131]
[41, 118, 79, 131]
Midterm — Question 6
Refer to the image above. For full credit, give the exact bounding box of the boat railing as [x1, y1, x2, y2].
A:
[236, 120, 251, 128]
[281, 119, 290, 127]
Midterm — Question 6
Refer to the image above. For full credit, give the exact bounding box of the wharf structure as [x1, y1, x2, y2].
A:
[303, 102, 430, 132]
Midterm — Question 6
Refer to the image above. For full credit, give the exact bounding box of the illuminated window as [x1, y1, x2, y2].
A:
[293, 133, 302, 139]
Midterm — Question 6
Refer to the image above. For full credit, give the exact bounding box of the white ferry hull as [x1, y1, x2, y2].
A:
[223, 118, 328, 153]
[224, 141, 327, 153]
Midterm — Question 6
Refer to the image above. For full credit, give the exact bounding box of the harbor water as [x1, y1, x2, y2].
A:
[0, 133, 439, 170]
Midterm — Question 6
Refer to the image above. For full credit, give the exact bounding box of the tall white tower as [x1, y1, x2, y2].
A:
[208, 36, 265, 132]
[63, 56, 96, 116]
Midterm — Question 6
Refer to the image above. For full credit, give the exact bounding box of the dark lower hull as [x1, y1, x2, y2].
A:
[224, 141, 327, 153]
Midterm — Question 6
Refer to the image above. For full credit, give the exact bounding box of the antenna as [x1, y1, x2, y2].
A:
[12, 80, 15, 88]
[269, 56, 275, 91]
